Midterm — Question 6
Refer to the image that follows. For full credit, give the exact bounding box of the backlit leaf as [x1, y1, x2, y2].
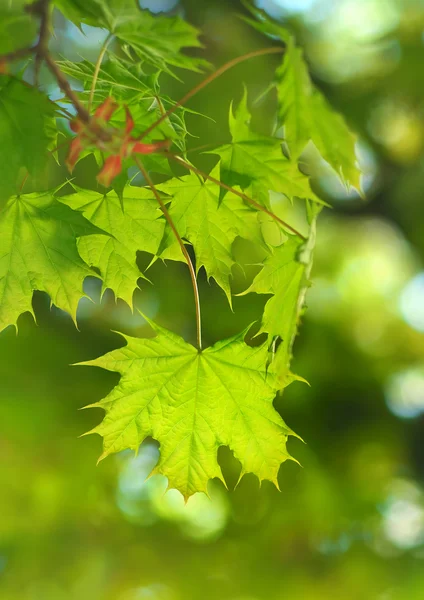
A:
[81, 321, 297, 499]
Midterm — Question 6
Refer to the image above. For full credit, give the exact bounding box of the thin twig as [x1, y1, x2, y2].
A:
[134, 157, 203, 350]
[88, 33, 113, 112]
[1, 45, 36, 63]
[18, 172, 30, 196]
[166, 153, 306, 241]
[139, 46, 284, 140]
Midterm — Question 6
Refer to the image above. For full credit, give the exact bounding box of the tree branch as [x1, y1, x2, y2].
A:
[134, 157, 203, 350]
[0, 0, 90, 123]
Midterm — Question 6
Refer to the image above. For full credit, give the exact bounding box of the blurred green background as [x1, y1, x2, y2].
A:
[2, 0, 424, 598]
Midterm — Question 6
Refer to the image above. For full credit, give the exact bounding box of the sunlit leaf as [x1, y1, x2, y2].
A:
[158, 167, 268, 304]
[0, 191, 103, 331]
[242, 4, 361, 192]
[211, 89, 322, 207]
[81, 321, 297, 499]
[59, 186, 167, 307]
[54, 0, 209, 75]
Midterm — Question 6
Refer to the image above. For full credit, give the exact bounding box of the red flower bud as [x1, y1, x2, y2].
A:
[97, 155, 122, 187]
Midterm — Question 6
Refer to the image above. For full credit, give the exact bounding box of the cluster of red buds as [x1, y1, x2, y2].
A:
[66, 97, 171, 187]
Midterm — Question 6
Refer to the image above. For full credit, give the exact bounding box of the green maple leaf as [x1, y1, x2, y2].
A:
[211, 89, 322, 207]
[0, 76, 54, 206]
[242, 4, 361, 192]
[276, 38, 361, 191]
[80, 321, 298, 499]
[0, 191, 103, 332]
[242, 236, 305, 335]
[54, 0, 209, 76]
[241, 204, 320, 384]
[58, 55, 159, 105]
[158, 167, 268, 304]
[59, 186, 166, 307]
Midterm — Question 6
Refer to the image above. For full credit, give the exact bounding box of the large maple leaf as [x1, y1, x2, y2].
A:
[80, 321, 298, 499]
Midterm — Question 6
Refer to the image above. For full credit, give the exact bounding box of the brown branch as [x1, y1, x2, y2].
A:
[134, 157, 203, 350]
[33, 0, 49, 86]
[0, 0, 90, 123]
[139, 46, 284, 141]
[165, 153, 307, 241]
[43, 53, 90, 122]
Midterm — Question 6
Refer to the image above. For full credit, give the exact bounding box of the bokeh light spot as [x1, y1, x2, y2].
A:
[400, 272, 424, 333]
[382, 479, 424, 549]
[385, 368, 424, 419]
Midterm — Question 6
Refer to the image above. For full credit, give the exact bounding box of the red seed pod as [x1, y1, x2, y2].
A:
[97, 154, 122, 187]
[94, 97, 119, 122]
[65, 137, 84, 172]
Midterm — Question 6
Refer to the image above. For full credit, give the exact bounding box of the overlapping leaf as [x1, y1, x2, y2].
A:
[0, 191, 103, 331]
[0, 0, 36, 54]
[81, 321, 297, 499]
[54, 0, 209, 75]
[0, 77, 55, 205]
[241, 204, 320, 384]
[212, 90, 322, 207]
[243, 5, 361, 192]
[158, 167, 268, 303]
[59, 186, 166, 307]
[58, 55, 159, 105]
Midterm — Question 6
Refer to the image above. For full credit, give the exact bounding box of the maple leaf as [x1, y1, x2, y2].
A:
[158, 167, 268, 304]
[242, 4, 361, 192]
[54, 0, 209, 76]
[0, 76, 54, 205]
[211, 89, 322, 207]
[58, 55, 159, 105]
[59, 186, 167, 307]
[0, 191, 103, 332]
[241, 204, 320, 384]
[80, 321, 298, 499]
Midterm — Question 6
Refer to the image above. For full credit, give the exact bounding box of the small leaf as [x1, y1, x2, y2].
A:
[158, 166, 268, 304]
[242, 5, 361, 192]
[211, 89, 322, 207]
[241, 206, 320, 383]
[55, 0, 210, 76]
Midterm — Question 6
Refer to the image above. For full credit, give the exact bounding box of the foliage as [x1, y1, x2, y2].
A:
[0, 0, 360, 497]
